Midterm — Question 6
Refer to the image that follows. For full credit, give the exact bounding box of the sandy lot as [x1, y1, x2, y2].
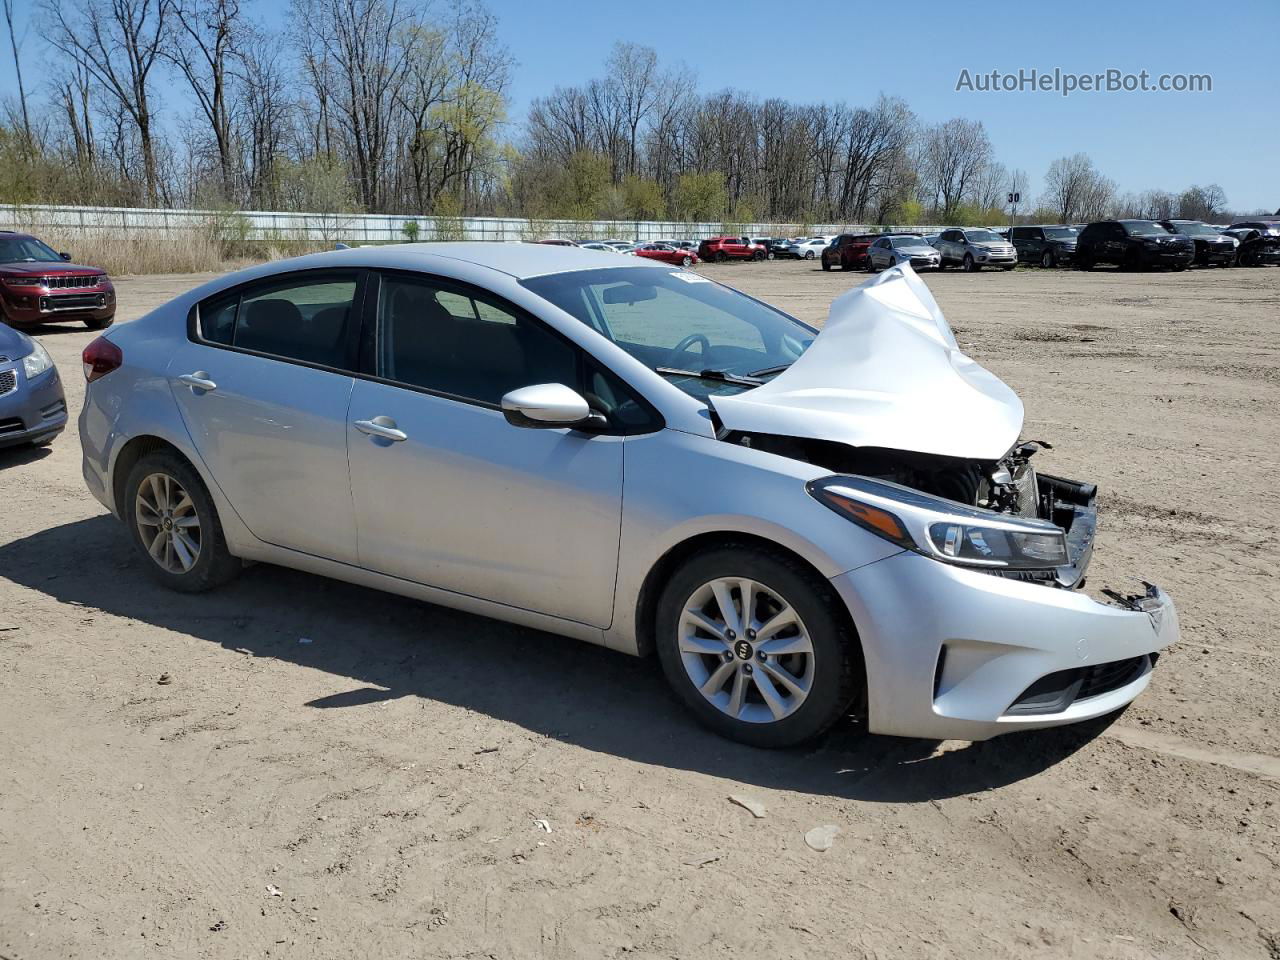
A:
[2, 260, 1278, 959]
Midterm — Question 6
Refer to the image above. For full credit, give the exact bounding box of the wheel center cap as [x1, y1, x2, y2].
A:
[733, 639, 754, 661]
[163, 518, 173, 531]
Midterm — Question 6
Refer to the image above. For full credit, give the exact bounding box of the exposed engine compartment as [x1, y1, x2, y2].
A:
[724, 430, 1098, 584]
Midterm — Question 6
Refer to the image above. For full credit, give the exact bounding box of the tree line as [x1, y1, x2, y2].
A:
[0, 0, 1260, 225]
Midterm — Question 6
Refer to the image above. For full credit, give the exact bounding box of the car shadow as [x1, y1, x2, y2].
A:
[0, 443, 53, 469]
[0, 514, 1117, 803]
[6, 322, 94, 337]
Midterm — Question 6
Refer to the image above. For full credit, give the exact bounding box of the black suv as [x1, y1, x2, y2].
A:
[1157, 220, 1236, 267]
[1009, 225, 1078, 267]
[1074, 220, 1194, 271]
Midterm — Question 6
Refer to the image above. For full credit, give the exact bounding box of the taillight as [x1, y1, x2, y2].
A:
[82, 336, 122, 382]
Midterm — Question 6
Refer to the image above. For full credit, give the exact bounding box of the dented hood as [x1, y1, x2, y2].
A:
[710, 264, 1023, 461]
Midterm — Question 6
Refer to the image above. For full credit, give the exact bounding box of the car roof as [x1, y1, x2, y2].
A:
[226, 242, 674, 284]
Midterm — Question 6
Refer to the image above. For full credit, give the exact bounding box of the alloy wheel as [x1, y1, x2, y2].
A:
[677, 577, 815, 724]
[135, 472, 202, 574]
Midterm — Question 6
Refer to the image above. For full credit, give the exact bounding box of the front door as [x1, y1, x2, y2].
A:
[167, 269, 364, 563]
[346, 272, 624, 627]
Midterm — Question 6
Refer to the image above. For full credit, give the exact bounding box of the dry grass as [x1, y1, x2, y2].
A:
[16, 227, 326, 276]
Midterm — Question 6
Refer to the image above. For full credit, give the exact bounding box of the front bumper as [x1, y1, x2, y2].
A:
[974, 250, 1017, 264]
[832, 551, 1177, 741]
[1, 285, 115, 325]
[0, 365, 68, 448]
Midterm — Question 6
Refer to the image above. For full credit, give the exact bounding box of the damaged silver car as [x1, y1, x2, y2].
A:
[79, 244, 1177, 748]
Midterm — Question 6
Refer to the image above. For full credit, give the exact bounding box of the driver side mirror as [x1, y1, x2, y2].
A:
[60, 252, 72, 261]
[501, 383, 606, 430]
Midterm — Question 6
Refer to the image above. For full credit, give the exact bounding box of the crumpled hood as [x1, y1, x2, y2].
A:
[710, 264, 1023, 461]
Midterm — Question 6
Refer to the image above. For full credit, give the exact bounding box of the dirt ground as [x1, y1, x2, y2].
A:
[2, 259, 1278, 960]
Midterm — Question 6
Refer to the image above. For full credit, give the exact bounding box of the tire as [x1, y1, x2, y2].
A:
[655, 544, 865, 748]
[963, 253, 977, 272]
[123, 450, 240, 593]
[753, 251, 765, 262]
[766, 252, 775, 260]
[715, 251, 728, 263]
[681, 256, 692, 267]
[84, 314, 115, 331]
[1041, 250, 1054, 268]
[821, 256, 831, 271]
[804, 250, 816, 260]
[866, 258, 878, 273]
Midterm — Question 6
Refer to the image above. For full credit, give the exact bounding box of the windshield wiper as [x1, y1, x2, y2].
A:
[655, 366, 763, 386]
[747, 362, 793, 378]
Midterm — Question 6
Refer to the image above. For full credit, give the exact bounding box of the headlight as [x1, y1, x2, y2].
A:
[2, 276, 42, 286]
[22, 340, 54, 380]
[807, 475, 1068, 571]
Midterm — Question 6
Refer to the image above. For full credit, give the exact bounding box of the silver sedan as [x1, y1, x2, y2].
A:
[78, 245, 1176, 747]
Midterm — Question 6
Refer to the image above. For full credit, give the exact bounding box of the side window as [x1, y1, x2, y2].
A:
[377, 275, 578, 407]
[196, 272, 359, 369]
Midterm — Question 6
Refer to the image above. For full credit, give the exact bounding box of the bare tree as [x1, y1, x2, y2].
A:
[44, 0, 170, 201]
[920, 118, 991, 219]
[166, 0, 246, 197]
[1178, 183, 1228, 221]
[293, 0, 416, 211]
[1042, 153, 1113, 223]
[606, 41, 659, 179]
[2, 0, 32, 151]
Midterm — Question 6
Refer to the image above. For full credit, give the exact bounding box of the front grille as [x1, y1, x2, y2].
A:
[1006, 654, 1151, 715]
[43, 275, 103, 289]
[0, 415, 23, 435]
[41, 293, 106, 312]
[990, 567, 1058, 584]
[1077, 655, 1148, 700]
[0, 369, 16, 397]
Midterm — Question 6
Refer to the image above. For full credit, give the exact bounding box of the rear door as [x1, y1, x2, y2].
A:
[345, 271, 627, 627]
[167, 270, 364, 563]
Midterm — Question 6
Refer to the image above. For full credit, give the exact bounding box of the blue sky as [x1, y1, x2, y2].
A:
[4, 0, 1276, 211]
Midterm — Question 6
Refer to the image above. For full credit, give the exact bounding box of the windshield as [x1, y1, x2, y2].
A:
[1169, 221, 1217, 236]
[963, 230, 1003, 243]
[1122, 220, 1169, 237]
[521, 266, 817, 401]
[1044, 227, 1078, 239]
[892, 236, 928, 248]
[0, 236, 62, 263]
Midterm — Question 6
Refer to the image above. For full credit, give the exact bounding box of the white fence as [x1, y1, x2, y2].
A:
[0, 203, 945, 245]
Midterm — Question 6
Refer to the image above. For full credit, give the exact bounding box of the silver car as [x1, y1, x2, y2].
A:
[78, 245, 1176, 747]
[866, 235, 942, 272]
[935, 228, 1018, 271]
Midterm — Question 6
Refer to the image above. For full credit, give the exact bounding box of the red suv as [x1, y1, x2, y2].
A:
[821, 233, 880, 271]
[697, 236, 766, 263]
[0, 231, 116, 330]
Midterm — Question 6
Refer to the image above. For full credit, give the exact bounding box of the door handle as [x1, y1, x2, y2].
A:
[178, 372, 217, 392]
[353, 417, 408, 442]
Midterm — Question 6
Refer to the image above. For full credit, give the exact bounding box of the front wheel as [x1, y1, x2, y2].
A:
[963, 254, 977, 272]
[1041, 250, 1054, 268]
[681, 256, 693, 267]
[124, 451, 241, 593]
[84, 314, 115, 330]
[655, 545, 865, 748]
[715, 251, 728, 263]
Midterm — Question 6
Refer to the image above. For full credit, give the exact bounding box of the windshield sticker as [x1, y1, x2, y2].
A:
[670, 271, 711, 283]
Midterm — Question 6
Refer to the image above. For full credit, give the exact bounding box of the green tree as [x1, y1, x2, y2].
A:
[621, 175, 665, 219]
[673, 171, 726, 222]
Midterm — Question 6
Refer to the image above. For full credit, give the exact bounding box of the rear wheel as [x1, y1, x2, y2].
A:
[715, 251, 728, 263]
[655, 545, 864, 748]
[124, 451, 240, 593]
[821, 256, 831, 271]
[84, 314, 115, 330]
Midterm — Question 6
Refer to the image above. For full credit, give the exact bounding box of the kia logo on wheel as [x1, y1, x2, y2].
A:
[734, 639, 753, 660]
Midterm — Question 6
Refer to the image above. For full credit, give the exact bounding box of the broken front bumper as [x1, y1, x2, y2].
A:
[831, 550, 1178, 742]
